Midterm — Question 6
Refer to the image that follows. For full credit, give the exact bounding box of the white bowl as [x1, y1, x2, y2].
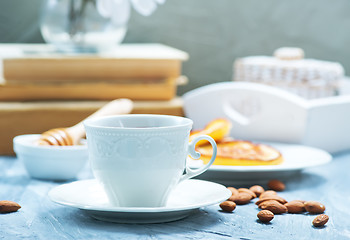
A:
[13, 134, 88, 181]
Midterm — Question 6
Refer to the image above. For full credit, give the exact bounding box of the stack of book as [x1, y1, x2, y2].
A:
[0, 44, 189, 154]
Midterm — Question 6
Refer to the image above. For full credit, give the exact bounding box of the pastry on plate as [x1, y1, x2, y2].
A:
[189, 118, 232, 146]
[195, 140, 283, 166]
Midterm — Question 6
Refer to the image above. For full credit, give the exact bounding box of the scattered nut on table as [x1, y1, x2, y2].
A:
[256, 195, 287, 205]
[259, 190, 277, 199]
[227, 187, 239, 196]
[267, 179, 285, 191]
[312, 214, 329, 227]
[304, 201, 326, 214]
[219, 201, 236, 212]
[259, 200, 287, 214]
[231, 192, 252, 205]
[0, 200, 21, 213]
[238, 188, 256, 199]
[284, 200, 306, 213]
[249, 185, 265, 197]
[257, 210, 274, 222]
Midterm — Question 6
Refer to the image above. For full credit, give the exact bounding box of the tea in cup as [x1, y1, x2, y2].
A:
[84, 114, 217, 207]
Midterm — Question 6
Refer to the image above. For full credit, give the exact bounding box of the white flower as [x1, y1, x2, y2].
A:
[97, 0, 165, 25]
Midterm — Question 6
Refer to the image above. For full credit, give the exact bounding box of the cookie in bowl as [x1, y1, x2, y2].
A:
[234, 47, 344, 99]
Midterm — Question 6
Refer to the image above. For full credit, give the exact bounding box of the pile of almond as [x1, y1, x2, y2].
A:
[219, 179, 329, 228]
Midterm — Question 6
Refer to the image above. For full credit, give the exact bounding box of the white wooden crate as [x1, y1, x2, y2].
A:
[183, 81, 350, 153]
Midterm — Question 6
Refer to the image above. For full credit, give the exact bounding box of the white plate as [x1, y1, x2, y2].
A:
[49, 179, 231, 224]
[189, 142, 332, 185]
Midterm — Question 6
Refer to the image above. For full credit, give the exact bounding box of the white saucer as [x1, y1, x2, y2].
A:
[48, 179, 231, 224]
[189, 142, 332, 185]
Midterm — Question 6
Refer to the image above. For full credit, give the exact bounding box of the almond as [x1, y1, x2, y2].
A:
[267, 179, 285, 191]
[238, 188, 256, 199]
[259, 200, 287, 214]
[228, 194, 237, 202]
[259, 190, 277, 199]
[285, 200, 306, 213]
[219, 201, 236, 212]
[0, 200, 21, 213]
[249, 185, 265, 197]
[312, 214, 329, 227]
[258, 200, 279, 209]
[304, 201, 326, 214]
[231, 192, 252, 205]
[257, 210, 274, 223]
[227, 187, 239, 196]
[255, 195, 288, 205]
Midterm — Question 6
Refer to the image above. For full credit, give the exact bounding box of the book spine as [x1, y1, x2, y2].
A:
[0, 78, 178, 101]
[3, 58, 182, 83]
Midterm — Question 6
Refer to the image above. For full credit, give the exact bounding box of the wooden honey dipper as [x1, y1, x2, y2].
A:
[37, 99, 133, 146]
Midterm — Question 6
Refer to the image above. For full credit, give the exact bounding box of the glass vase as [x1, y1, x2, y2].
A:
[40, 0, 129, 53]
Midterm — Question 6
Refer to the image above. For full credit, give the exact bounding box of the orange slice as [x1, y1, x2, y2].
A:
[189, 119, 232, 146]
[196, 140, 283, 166]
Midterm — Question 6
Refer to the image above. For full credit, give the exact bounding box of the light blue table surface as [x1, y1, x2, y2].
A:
[1, 152, 350, 240]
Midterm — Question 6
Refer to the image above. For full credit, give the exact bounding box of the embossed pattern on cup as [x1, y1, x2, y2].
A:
[84, 114, 216, 207]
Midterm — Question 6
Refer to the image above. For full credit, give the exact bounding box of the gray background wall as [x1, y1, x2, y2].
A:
[1, 0, 349, 95]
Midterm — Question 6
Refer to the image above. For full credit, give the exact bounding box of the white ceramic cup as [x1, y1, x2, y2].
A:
[84, 114, 217, 208]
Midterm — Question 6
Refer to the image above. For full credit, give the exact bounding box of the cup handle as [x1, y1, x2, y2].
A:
[180, 135, 217, 182]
